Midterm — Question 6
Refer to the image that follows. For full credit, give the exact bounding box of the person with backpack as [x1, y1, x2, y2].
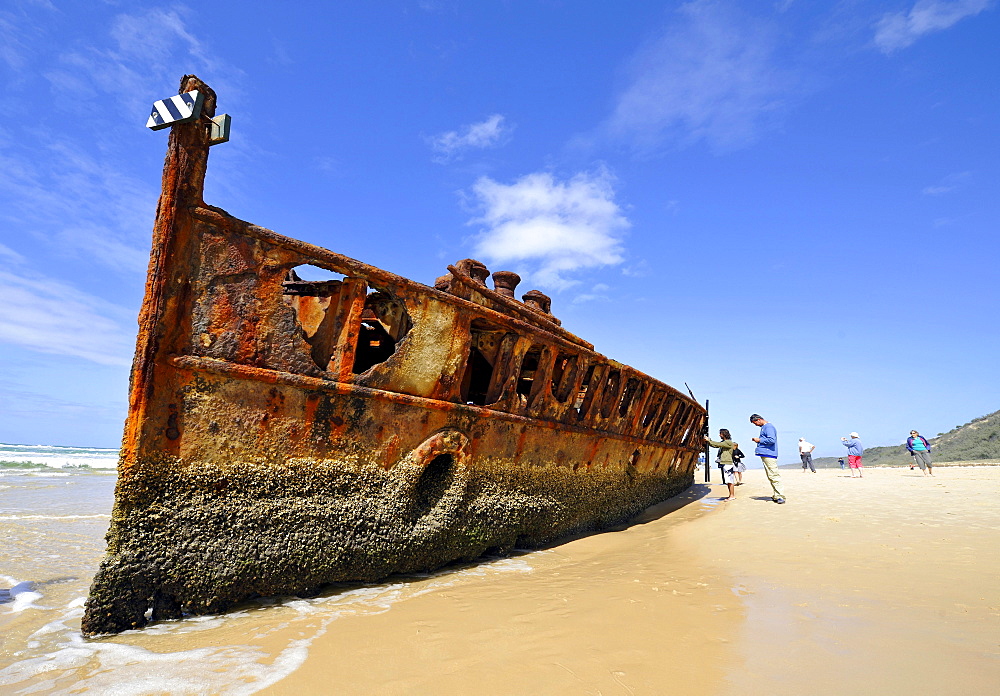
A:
[706, 428, 739, 500]
[906, 430, 934, 476]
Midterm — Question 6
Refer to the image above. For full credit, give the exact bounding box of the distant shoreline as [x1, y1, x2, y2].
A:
[0, 443, 120, 470]
[779, 459, 1000, 469]
[0, 442, 118, 451]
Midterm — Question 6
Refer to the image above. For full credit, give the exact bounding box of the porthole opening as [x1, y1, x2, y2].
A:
[462, 346, 494, 405]
[574, 364, 596, 420]
[642, 391, 664, 428]
[618, 377, 640, 417]
[517, 345, 544, 397]
[461, 324, 506, 406]
[551, 353, 576, 403]
[599, 370, 621, 418]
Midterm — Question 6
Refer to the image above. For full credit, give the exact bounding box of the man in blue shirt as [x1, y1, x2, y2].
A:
[751, 413, 785, 504]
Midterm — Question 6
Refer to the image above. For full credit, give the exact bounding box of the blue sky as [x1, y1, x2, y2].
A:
[0, 0, 997, 459]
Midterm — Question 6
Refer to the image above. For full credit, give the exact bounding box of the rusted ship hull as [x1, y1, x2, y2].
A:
[82, 77, 706, 636]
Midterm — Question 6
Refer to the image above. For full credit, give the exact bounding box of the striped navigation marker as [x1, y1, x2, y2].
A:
[146, 91, 204, 131]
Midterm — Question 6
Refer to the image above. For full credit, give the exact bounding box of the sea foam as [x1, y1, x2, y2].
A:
[0, 443, 119, 471]
[0, 556, 535, 694]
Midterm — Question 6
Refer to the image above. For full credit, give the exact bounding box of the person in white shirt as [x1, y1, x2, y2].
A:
[798, 437, 816, 473]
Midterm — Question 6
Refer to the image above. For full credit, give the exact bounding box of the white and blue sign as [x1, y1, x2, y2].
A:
[146, 91, 204, 131]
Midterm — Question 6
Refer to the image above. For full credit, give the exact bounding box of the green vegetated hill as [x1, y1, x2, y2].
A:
[805, 409, 1000, 468]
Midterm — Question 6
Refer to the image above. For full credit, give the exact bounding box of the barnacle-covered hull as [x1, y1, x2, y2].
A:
[82, 77, 706, 636]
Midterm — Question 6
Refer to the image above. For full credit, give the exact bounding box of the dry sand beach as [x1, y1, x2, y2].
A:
[3, 464, 997, 694]
[266, 465, 1000, 696]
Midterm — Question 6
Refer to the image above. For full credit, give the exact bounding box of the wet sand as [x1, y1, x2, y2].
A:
[266, 465, 1000, 695]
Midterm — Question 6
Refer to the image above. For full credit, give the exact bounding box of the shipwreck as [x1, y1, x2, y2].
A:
[82, 76, 707, 636]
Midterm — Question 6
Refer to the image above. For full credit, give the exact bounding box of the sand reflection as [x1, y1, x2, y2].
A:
[266, 482, 741, 695]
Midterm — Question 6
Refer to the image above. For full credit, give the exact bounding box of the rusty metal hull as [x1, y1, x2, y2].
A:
[81, 76, 706, 636]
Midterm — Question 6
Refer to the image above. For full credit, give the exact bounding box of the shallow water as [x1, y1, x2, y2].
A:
[2, 469, 521, 694]
[0, 455, 730, 695]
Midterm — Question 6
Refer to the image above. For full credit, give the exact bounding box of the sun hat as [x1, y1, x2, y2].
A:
[850, 432, 859, 438]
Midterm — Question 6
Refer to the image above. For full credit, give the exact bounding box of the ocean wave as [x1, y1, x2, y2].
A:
[0, 580, 44, 614]
[0, 460, 117, 472]
[0, 443, 119, 471]
[0, 514, 110, 521]
[0, 443, 118, 454]
[0, 555, 535, 694]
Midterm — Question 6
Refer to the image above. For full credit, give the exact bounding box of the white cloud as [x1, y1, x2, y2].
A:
[111, 7, 201, 57]
[621, 259, 651, 278]
[0, 384, 124, 424]
[0, 270, 135, 366]
[922, 170, 971, 195]
[874, 0, 993, 54]
[44, 7, 237, 119]
[0, 6, 246, 275]
[0, 242, 25, 263]
[430, 114, 511, 162]
[572, 283, 612, 304]
[468, 168, 629, 289]
[0, 144, 153, 273]
[0, 11, 28, 70]
[0, 5, 253, 373]
[0, 2, 56, 74]
[607, 1, 794, 153]
[313, 155, 344, 178]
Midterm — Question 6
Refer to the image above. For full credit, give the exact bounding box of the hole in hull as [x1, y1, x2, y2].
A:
[461, 347, 494, 405]
[575, 364, 596, 420]
[461, 322, 505, 405]
[353, 288, 412, 374]
[414, 454, 454, 516]
[551, 353, 577, 403]
[516, 346, 544, 398]
[283, 266, 411, 373]
[599, 370, 621, 418]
